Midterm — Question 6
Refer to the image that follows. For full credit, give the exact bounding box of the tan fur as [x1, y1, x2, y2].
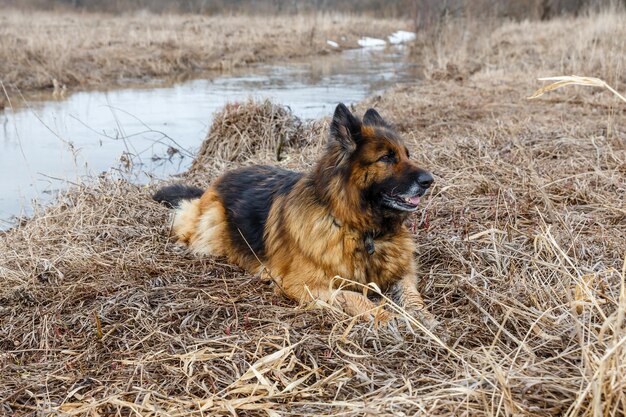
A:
[168, 109, 434, 323]
[172, 189, 228, 256]
[262, 183, 419, 321]
[173, 188, 265, 273]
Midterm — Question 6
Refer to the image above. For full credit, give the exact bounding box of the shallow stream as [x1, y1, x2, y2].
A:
[0, 46, 420, 227]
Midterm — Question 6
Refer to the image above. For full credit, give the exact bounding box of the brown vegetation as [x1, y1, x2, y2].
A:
[412, 10, 625, 86]
[0, 0, 610, 19]
[1, 10, 626, 417]
[0, 10, 405, 95]
[191, 100, 319, 167]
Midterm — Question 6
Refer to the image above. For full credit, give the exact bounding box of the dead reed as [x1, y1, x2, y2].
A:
[191, 100, 312, 169]
[412, 10, 625, 87]
[529, 75, 626, 103]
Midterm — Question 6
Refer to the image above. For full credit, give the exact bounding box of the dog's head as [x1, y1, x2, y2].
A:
[324, 103, 433, 215]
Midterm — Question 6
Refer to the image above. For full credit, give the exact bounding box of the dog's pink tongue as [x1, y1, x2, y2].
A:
[409, 196, 421, 205]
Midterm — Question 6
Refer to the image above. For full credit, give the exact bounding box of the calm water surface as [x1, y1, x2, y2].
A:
[0, 47, 420, 227]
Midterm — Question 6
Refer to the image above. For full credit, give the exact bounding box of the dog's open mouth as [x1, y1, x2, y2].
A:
[382, 192, 422, 212]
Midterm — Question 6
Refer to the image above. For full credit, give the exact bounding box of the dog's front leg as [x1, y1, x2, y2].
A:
[393, 273, 438, 329]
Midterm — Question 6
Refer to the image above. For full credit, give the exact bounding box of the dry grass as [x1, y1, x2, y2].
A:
[413, 11, 625, 87]
[0, 9, 406, 95]
[190, 100, 322, 171]
[2, 10, 626, 417]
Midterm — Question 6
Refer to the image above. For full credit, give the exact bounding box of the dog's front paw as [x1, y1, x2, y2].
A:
[411, 308, 440, 331]
[398, 293, 438, 329]
[405, 307, 452, 342]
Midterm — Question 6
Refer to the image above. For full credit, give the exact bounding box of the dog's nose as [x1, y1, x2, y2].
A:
[418, 171, 434, 189]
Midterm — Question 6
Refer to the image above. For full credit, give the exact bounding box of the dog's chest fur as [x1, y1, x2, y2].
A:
[330, 224, 414, 289]
[264, 193, 414, 291]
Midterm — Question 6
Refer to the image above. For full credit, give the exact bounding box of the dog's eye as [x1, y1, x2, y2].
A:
[378, 153, 395, 163]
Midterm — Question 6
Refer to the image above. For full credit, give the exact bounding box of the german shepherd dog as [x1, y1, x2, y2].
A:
[154, 104, 435, 323]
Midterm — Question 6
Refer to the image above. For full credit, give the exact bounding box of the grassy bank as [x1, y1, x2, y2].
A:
[0, 10, 406, 96]
[413, 10, 625, 85]
[1, 11, 626, 417]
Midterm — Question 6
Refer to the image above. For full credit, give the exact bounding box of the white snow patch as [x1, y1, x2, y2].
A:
[388, 31, 416, 44]
[326, 40, 339, 48]
[357, 37, 387, 48]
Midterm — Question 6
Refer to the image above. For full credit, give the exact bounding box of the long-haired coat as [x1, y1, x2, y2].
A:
[154, 104, 435, 322]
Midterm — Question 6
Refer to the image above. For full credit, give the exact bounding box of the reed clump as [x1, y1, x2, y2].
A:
[191, 100, 312, 170]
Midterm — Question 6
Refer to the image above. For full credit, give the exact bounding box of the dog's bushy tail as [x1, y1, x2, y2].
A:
[153, 184, 204, 208]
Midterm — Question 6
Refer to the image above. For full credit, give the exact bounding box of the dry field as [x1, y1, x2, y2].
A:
[413, 10, 624, 85]
[1, 10, 626, 417]
[0, 10, 405, 95]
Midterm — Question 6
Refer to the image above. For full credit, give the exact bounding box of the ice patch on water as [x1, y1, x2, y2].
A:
[357, 37, 386, 48]
[388, 31, 416, 44]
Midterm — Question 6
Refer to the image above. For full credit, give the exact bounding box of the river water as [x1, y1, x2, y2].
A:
[0, 46, 420, 227]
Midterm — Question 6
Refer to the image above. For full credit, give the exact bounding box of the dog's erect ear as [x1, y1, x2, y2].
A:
[363, 108, 389, 128]
[330, 103, 362, 152]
